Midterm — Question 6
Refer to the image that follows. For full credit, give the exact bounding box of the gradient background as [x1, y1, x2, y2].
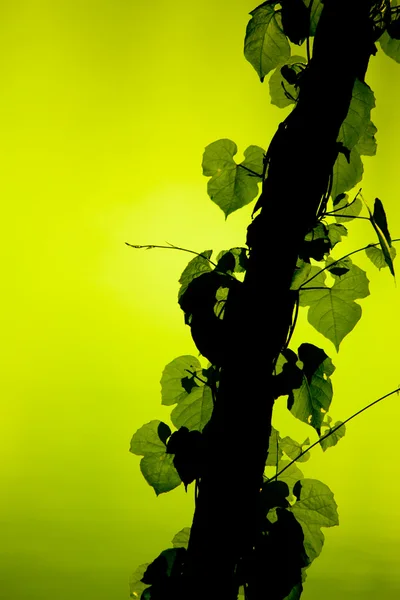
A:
[1, 1, 400, 598]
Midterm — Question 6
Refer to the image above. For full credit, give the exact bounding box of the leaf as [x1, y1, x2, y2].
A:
[365, 245, 397, 270]
[366, 198, 395, 276]
[356, 120, 377, 156]
[373, 197, 392, 245]
[281, 436, 311, 463]
[269, 55, 306, 108]
[266, 425, 283, 466]
[273, 459, 304, 495]
[325, 256, 352, 278]
[244, 4, 291, 81]
[129, 563, 150, 599]
[290, 478, 339, 562]
[202, 140, 264, 217]
[142, 547, 186, 584]
[166, 427, 203, 489]
[281, 0, 310, 44]
[291, 259, 312, 290]
[216, 247, 248, 273]
[130, 421, 181, 495]
[160, 356, 203, 406]
[172, 527, 191, 549]
[379, 29, 400, 64]
[214, 286, 229, 318]
[130, 420, 171, 456]
[337, 79, 375, 151]
[331, 192, 363, 223]
[140, 453, 181, 496]
[157, 422, 171, 446]
[284, 582, 303, 600]
[302, 0, 323, 36]
[299, 260, 370, 351]
[272, 348, 304, 398]
[178, 251, 213, 299]
[288, 343, 335, 433]
[327, 223, 348, 248]
[261, 480, 290, 512]
[171, 384, 213, 432]
[319, 421, 346, 451]
[300, 223, 331, 262]
[331, 146, 363, 198]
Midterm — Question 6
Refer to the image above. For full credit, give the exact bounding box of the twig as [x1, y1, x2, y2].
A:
[267, 385, 400, 484]
[125, 242, 219, 268]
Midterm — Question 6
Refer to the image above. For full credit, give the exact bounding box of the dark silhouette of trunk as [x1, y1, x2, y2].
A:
[184, 1, 376, 598]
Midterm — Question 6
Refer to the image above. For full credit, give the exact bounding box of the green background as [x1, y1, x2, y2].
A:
[1, 1, 400, 598]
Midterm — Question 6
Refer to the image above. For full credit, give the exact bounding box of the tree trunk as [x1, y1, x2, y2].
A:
[185, 1, 376, 598]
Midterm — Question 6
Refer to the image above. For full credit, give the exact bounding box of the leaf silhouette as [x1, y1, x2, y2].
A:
[319, 420, 346, 452]
[331, 146, 363, 197]
[166, 427, 204, 489]
[172, 527, 191, 549]
[244, 3, 290, 81]
[269, 55, 306, 108]
[130, 421, 181, 495]
[130, 420, 172, 456]
[332, 192, 363, 223]
[266, 425, 284, 466]
[129, 563, 150, 599]
[140, 454, 182, 496]
[281, 0, 310, 45]
[160, 355, 203, 406]
[379, 29, 400, 64]
[299, 260, 370, 350]
[290, 259, 312, 290]
[365, 245, 397, 270]
[327, 223, 348, 248]
[366, 198, 395, 276]
[290, 479, 339, 562]
[178, 250, 213, 299]
[337, 79, 375, 151]
[216, 247, 248, 273]
[202, 140, 264, 217]
[273, 459, 304, 496]
[171, 384, 213, 432]
[302, 0, 323, 36]
[373, 197, 392, 245]
[288, 343, 335, 433]
[283, 582, 303, 600]
[280, 436, 311, 463]
[356, 120, 377, 156]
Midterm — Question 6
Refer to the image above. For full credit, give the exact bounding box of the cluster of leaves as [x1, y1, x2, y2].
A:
[130, 188, 396, 597]
[201, 1, 400, 222]
[129, 425, 340, 600]
[202, 77, 377, 219]
[129, 2, 399, 598]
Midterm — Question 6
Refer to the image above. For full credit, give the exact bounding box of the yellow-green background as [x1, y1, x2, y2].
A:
[1, 1, 400, 598]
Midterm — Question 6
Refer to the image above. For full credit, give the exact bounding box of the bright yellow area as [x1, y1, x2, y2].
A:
[1, 1, 400, 598]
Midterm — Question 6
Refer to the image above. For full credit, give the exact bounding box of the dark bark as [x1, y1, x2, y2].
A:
[184, 2, 376, 598]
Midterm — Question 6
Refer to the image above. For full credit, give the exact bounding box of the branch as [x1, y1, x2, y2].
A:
[299, 237, 400, 289]
[267, 385, 400, 483]
[125, 242, 219, 267]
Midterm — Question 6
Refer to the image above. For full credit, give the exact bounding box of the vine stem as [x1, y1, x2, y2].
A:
[125, 242, 219, 268]
[299, 237, 400, 289]
[237, 163, 263, 178]
[267, 385, 400, 484]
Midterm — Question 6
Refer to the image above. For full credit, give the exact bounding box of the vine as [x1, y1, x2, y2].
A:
[128, 2, 400, 599]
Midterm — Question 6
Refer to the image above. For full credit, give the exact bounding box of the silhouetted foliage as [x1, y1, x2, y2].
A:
[129, 1, 400, 598]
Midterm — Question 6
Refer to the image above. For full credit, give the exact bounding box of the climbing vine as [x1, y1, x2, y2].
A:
[128, 1, 400, 599]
